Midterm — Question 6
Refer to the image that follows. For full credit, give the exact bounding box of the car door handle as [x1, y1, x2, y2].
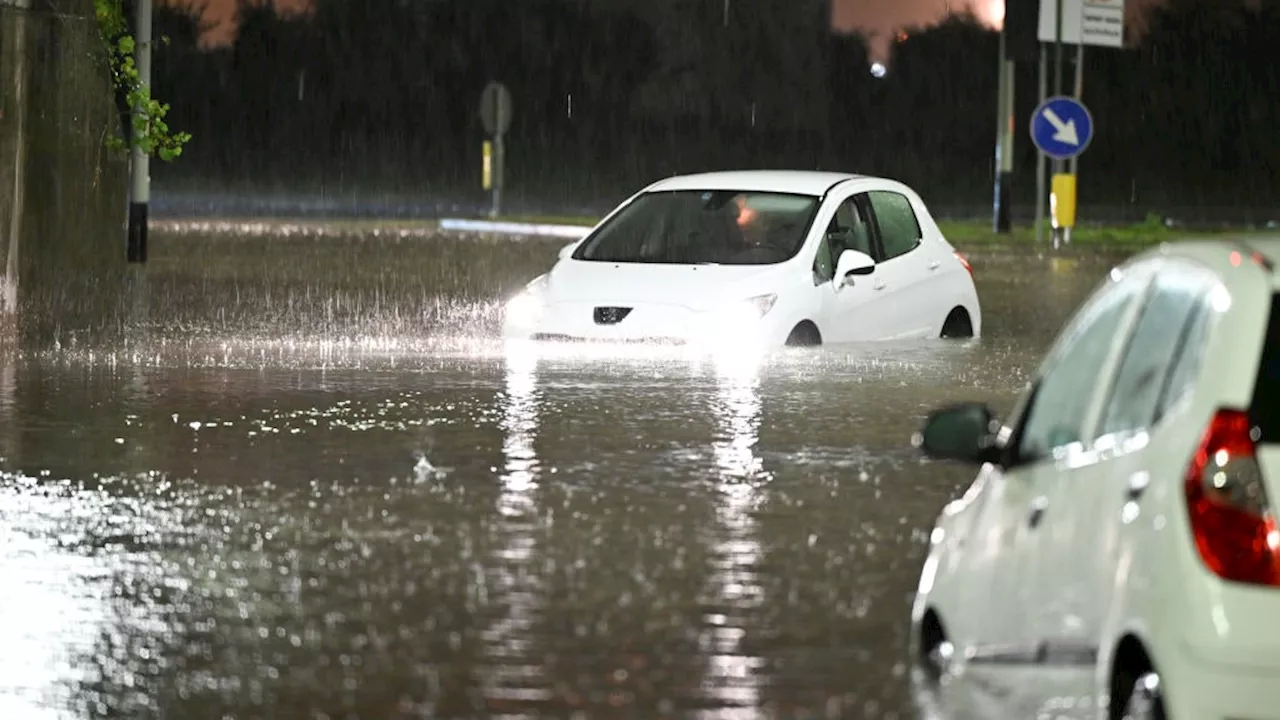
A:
[1028, 496, 1049, 529]
[928, 260, 940, 271]
[873, 278, 886, 290]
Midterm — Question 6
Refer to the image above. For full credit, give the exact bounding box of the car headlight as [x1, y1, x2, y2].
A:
[693, 294, 778, 343]
[505, 275, 549, 325]
[706, 293, 777, 325]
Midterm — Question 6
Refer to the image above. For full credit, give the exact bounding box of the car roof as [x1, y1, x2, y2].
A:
[644, 170, 872, 196]
[1142, 236, 1280, 285]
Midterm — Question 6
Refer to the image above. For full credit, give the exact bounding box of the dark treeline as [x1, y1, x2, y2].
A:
[150, 0, 1280, 220]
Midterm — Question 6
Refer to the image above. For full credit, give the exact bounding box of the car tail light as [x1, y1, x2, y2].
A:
[1184, 409, 1280, 586]
[955, 252, 973, 277]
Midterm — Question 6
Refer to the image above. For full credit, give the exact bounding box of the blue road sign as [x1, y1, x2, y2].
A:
[1030, 96, 1094, 160]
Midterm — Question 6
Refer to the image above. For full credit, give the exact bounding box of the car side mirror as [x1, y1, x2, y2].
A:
[912, 402, 1001, 465]
[835, 248, 875, 286]
[558, 242, 577, 260]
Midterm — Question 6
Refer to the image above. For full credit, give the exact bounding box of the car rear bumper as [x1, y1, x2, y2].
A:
[1160, 643, 1280, 720]
[1153, 582, 1280, 719]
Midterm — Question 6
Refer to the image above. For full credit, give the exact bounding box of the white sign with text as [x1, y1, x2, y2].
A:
[1038, 0, 1126, 48]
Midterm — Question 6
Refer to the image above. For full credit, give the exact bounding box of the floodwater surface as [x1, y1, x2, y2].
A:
[0, 227, 1128, 719]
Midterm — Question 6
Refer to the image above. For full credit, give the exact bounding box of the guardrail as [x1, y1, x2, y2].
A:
[438, 218, 591, 239]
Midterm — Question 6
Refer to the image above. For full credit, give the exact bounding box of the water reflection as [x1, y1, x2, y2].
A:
[0, 364, 95, 719]
[0, 360, 12, 465]
[482, 344, 549, 709]
[700, 354, 767, 715]
[0, 476, 111, 719]
[499, 343, 541, 515]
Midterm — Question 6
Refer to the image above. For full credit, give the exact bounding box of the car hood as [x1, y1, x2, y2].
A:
[544, 260, 784, 311]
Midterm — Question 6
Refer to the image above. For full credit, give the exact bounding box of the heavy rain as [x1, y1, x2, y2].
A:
[2, 0, 1278, 718]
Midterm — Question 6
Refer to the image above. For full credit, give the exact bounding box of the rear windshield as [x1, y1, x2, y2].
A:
[571, 190, 820, 266]
[1250, 293, 1280, 441]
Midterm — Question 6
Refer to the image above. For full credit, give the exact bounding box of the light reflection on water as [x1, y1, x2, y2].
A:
[499, 344, 541, 515]
[702, 353, 767, 717]
[0, 478, 112, 719]
[482, 343, 549, 709]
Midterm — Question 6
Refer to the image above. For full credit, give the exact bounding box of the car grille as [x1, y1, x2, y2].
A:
[593, 306, 632, 325]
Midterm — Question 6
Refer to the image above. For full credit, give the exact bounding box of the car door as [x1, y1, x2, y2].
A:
[813, 192, 895, 342]
[963, 267, 1149, 700]
[1026, 260, 1219, 712]
[862, 189, 938, 339]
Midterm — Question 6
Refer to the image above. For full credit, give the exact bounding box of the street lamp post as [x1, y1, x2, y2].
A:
[126, 0, 152, 264]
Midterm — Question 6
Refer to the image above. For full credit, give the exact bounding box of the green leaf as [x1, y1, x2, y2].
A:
[93, 0, 191, 163]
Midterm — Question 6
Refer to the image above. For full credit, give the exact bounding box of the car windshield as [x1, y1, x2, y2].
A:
[572, 190, 820, 265]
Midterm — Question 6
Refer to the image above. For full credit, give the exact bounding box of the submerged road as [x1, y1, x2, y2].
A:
[0, 226, 1125, 719]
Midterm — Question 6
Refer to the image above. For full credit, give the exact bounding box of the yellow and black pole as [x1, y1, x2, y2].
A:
[482, 140, 493, 194]
[479, 81, 512, 219]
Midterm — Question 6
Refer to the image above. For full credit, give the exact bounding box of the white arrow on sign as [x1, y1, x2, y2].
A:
[1043, 108, 1080, 146]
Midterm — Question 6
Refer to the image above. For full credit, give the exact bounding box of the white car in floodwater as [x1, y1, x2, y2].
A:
[909, 240, 1280, 719]
[501, 170, 981, 348]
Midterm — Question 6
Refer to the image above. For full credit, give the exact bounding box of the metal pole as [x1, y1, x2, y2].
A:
[1065, 42, 1084, 244]
[1051, 0, 1065, 246]
[1053, 0, 1064, 97]
[492, 133, 504, 218]
[489, 86, 506, 219]
[993, 27, 1011, 233]
[126, 0, 152, 264]
[1001, 59, 1015, 225]
[1035, 42, 1047, 245]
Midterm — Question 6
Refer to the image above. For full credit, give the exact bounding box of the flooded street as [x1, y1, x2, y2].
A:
[0, 228, 1128, 719]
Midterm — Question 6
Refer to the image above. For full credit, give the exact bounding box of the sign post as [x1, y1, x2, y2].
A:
[1034, 0, 1126, 244]
[992, 26, 1014, 234]
[1030, 96, 1094, 241]
[479, 81, 513, 218]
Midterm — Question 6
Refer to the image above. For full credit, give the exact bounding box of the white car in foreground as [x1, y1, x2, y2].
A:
[909, 239, 1280, 719]
[502, 170, 980, 347]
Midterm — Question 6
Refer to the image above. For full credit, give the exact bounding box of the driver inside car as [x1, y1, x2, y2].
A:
[725, 193, 775, 255]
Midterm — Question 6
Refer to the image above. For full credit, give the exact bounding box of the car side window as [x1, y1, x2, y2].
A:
[867, 191, 922, 260]
[1015, 276, 1144, 463]
[1155, 291, 1214, 421]
[1097, 271, 1209, 439]
[814, 196, 874, 283]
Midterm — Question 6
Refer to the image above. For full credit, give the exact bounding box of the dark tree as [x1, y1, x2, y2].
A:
[148, 0, 1280, 223]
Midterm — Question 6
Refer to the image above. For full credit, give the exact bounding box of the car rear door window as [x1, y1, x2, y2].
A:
[867, 191, 921, 260]
[1097, 270, 1212, 438]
